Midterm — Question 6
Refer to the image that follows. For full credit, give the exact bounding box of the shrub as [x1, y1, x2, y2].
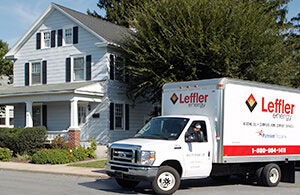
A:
[31, 149, 70, 164]
[50, 136, 68, 150]
[0, 148, 13, 161]
[0, 127, 47, 155]
[85, 138, 97, 159]
[16, 153, 32, 162]
[72, 147, 88, 161]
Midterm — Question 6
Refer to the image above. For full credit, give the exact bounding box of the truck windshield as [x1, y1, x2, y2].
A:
[134, 117, 189, 140]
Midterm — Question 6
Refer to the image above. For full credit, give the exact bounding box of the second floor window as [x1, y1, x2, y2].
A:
[65, 28, 72, 44]
[43, 32, 50, 48]
[31, 62, 41, 85]
[73, 57, 84, 81]
[110, 54, 126, 82]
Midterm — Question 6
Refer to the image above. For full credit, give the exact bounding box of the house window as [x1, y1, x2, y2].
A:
[43, 31, 50, 48]
[115, 56, 125, 82]
[65, 28, 73, 44]
[110, 54, 126, 82]
[73, 57, 85, 81]
[9, 108, 13, 126]
[0, 106, 5, 126]
[31, 62, 41, 85]
[115, 104, 124, 129]
[78, 104, 87, 125]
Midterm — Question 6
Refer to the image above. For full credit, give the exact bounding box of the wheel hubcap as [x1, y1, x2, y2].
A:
[157, 172, 176, 191]
[269, 168, 279, 183]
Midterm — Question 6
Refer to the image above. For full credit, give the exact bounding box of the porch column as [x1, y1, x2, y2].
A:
[70, 99, 79, 129]
[5, 106, 10, 127]
[25, 101, 33, 127]
[69, 99, 80, 148]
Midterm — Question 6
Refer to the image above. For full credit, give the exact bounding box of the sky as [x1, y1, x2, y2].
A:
[0, 0, 299, 48]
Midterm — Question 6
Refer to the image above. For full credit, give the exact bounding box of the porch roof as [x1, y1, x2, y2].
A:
[0, 81, 105, 98]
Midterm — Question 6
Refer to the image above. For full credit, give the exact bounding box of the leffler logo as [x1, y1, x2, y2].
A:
[170, 93, 178, 105]
[245, 94, 257, 112]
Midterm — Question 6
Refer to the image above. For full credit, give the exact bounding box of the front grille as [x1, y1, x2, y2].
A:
[111, 148, 136, 164]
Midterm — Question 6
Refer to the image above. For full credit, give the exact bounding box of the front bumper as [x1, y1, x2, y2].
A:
[105, 162, 158, 181]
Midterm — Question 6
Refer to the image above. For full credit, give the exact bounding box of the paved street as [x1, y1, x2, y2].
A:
[1, 169, 300, 195]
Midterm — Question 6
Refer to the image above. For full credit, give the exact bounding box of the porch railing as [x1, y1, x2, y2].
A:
[46, 130, 68, 143]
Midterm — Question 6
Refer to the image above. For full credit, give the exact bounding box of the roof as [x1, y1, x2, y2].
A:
[5, 3, 130, 59]
[53, 3, 130, 44]
[0, 81, 104, 97]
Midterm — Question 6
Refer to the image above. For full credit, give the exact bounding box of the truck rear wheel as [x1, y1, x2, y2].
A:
[261, 163, 281, 187]
[152, 166, 180, 195]
[115, 178, 140, 189]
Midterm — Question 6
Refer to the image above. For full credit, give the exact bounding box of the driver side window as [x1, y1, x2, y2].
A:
[186, 121, 208, 142]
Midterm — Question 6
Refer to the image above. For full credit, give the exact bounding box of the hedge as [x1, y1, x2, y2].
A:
[0, 127, 47, 155]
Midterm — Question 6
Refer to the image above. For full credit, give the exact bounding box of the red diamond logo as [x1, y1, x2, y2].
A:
[246, 94, 257, 112]
[170, 93, 178, 105]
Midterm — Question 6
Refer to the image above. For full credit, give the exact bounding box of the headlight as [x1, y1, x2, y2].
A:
[140, 151, 156, 166]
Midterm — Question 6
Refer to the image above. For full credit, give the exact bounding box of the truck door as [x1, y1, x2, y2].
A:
[182, 120, 212, 178]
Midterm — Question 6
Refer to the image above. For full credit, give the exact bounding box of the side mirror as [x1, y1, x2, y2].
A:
[185, 132, 192, 143]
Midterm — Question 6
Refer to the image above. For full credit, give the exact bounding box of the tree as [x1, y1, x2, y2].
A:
[290, 12, 300, 88]
[0, 40, 13, 77]
[123, 0, 298, 103]
[88, 0, 148, 27]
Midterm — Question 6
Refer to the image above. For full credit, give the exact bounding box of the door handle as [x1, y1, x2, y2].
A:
[174, 146, 181, 149]
[208, 151, 210, 157]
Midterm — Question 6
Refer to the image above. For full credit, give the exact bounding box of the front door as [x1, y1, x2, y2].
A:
[182, 120, 212, 178]
[33, 105, 41, 126]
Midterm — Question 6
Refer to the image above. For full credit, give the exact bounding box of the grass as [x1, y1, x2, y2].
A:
[68, 160, 107, 168]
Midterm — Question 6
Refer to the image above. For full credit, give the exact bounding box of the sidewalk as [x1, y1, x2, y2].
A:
[0, 160, 109, 179]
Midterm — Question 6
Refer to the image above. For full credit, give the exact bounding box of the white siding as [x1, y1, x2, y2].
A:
[47, 102, 70, 131]
[14, 9, 109, 87]
[13, 103, 25, 128]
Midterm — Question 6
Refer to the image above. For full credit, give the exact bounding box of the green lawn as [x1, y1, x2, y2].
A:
[68, 160, 107, 168]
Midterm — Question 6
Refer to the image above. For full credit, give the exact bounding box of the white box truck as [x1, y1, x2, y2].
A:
[105, 78, 300, 194]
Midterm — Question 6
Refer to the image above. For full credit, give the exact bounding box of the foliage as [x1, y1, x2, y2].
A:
[72, 147, 88, 161]
[85, 137, 97, 158]
[0, 148, 13, 161]
[0, 127, 47, 155]
[0, 40, 13, 77]
[16, 153, 32, 162]
[50, 135, 68, 150]
[123, 0, 299, 103]
[68, 160, 107, 168]
[88, 0, 149, 27]
[31, 149, 70, 164]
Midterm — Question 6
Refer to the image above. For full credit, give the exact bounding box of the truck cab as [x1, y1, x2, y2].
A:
[106, 115, 214, 194]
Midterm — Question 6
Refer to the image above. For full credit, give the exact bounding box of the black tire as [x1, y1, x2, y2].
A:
[115, 178, 140, 189]
[261, 163, 281, 187]
[152, 166, 181, 195]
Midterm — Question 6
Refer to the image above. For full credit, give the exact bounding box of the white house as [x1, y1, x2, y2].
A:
[1, 3, 154, 145]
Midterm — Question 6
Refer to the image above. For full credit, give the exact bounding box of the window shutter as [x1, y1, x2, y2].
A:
[58, 29, 63, 47]
[66, 58, 71, 82]
[36, 33, 41, 50]
[25, 63, 29, 86]
[86, 55, 91, 81]
[73, 26, 78, 44]
[42, 105, 47, 128]
[51, 30, 56, 48]
[110, 54, 114, 80]
[42, 60, 47, 84]
[125, 104, 129, 130]
[110, 103, 114, 130]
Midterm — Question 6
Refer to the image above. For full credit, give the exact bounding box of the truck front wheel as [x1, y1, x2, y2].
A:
[152, 166, 180, 195]
[261, 163, 281, 187]
[115, 178, 140, 189]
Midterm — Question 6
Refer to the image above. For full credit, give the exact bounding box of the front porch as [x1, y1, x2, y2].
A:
[0, 82, 105, 145]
